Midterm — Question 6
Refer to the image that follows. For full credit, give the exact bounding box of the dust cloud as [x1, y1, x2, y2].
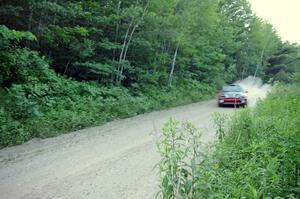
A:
[235, 76, 272, 107]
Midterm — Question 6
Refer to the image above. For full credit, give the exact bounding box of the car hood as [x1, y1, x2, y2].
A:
[221, 91, 244, 98]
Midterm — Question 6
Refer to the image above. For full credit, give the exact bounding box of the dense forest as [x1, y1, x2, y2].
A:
[0, 0, 300, 147]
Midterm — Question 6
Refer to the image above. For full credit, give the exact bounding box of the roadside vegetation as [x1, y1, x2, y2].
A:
[157, 79, 300, 198]
[1, 0, 300, 148]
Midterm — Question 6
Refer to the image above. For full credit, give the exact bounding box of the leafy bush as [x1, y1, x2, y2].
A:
[292, 72, 300, 83]
[0, 63, 215, 148]
[1, 79, 214, 148]
[0, 108, 29, 147]
[157, 118, 203, 199]
[0, 25, 216, 148]
[158, 85, 300, 198]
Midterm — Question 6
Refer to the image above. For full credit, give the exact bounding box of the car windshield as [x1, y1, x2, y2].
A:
[222, 85, 243, 92]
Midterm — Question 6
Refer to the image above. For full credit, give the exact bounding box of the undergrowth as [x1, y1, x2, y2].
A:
[0, 82, 213, 148]
[157, 84, 300, 198]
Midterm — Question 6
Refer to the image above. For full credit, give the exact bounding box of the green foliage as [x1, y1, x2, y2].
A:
[0, 75, 213, 147]
[0, 27, 214, 147]
[266, 43, 300, 83]
[157, 118, 203, 199]
[0, 108, 29, 147]
[0, 25, 36, 42]
[0, 0, 298, 148]
[292, 72, 300, 83]
[213, 112, 228, 141]
[158, 85, 300, 198]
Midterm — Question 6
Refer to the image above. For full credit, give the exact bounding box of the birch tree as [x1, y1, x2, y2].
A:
[116, 0, 150, 83]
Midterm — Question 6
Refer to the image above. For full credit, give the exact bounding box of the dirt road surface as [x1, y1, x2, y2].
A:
[0, 100, 234, 199]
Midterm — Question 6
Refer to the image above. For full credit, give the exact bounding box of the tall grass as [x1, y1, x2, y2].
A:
[157, 84, 300, 198]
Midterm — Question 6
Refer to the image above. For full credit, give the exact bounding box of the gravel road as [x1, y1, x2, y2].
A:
[0, 100, 234, 199]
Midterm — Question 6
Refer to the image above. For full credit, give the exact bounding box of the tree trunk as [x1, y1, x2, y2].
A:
[254, 47, 266, 79]
[122, 24, 138, 62]
[26, 4, 33, 47]
[169, 42, 180, 86]
[116, 20, 133, 82]
[63, 55, 75, 76]
[118, 24, 138, 83]
[113, 1, 122, 61]
[117, 0, 150, 83]
[111, 1, 122, 81]
[122, 0, 149, 62]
